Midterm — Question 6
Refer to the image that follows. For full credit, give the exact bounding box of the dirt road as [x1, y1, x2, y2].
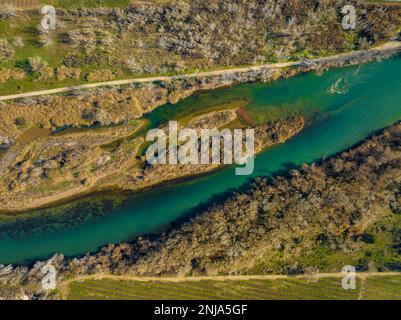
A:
[1, 41, 400, 102]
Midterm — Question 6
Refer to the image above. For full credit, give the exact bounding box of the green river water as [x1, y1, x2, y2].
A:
[1, 55, 401, 265]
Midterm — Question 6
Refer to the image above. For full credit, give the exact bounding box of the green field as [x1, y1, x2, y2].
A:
[66, 275, 401, 300]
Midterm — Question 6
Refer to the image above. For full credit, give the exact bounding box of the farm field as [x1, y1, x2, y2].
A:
[65, 275, 401, 300]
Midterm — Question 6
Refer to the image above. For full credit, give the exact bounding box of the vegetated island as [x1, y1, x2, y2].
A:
[1, 0, 401, 212]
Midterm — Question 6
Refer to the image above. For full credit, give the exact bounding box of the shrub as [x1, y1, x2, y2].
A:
[28, 56, 45, 73]
[0, 68, 25, 83]
[12, 37, 24, 48]
[0, 39, 15, 63]
[23, 57, 54, 80]
[86, 69, 115, 82]
[0, 5, 16, 20]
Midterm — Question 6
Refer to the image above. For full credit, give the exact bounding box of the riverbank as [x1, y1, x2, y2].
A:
[0, 41, 400, 213]
[2, 119, 401, 299]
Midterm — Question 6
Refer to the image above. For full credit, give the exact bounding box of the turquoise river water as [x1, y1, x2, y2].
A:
[1, 55, 401, 265]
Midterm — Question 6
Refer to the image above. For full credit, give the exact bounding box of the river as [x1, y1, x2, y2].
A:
[1, 55, 401, 265]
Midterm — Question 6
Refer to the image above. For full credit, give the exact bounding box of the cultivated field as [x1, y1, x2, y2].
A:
[65, 275, 401, 300]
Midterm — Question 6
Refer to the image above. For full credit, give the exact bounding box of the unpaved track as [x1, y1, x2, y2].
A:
[0, 62, 296, 102]
[1, 41, 400, 102]
[58, 271, 401, 299]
